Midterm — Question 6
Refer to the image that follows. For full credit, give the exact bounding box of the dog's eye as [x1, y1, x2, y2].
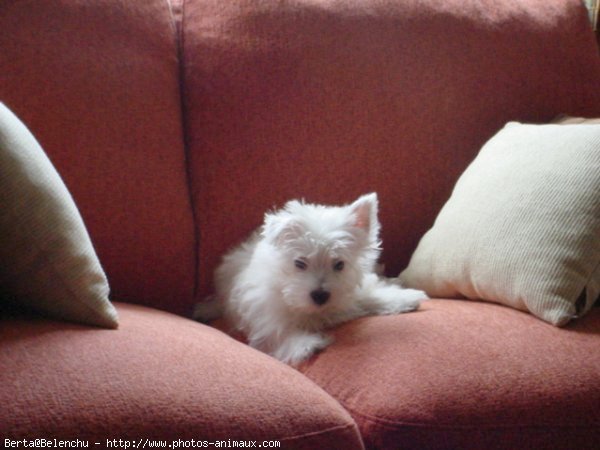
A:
[294, 259, 308, 270]
[333, 261, 345, 272]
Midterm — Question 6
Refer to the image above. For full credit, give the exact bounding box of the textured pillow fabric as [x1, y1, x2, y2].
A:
[554, 115, 600, 125]
[399, 121, 600, 326]
[0, 103, 118, 328]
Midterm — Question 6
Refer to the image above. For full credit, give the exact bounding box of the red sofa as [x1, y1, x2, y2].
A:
[1, 0, 599, 448]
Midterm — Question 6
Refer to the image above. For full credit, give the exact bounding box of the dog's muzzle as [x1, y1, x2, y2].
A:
[310, 289, 330, 306]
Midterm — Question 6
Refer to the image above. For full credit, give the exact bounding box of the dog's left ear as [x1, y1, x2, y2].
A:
[262, 207, 305, 248]
[350, 193, 381, 244]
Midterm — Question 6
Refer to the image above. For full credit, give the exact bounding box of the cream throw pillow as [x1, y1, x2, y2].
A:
[399, 121, 600, 326]
[0, 102, 118, 328]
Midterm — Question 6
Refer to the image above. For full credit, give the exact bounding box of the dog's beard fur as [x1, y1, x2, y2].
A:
[194, 193, 427, 365]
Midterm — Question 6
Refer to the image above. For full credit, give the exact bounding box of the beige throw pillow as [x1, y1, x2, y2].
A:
[399, 121, 600, 326]
[0, 102, 118, 328]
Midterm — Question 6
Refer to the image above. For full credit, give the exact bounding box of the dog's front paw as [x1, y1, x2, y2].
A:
[369, 285, 428, 315]
[395, 288, 429, 312]
[272, 332, 333, 365]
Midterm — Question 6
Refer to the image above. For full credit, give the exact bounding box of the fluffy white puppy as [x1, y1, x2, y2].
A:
[194, 193, 427, 365]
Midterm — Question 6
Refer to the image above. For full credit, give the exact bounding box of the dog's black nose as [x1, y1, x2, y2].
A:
[310, 289, 330, 306]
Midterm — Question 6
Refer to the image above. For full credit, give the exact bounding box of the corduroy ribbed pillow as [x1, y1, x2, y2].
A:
[399, 121, 600, 326]
[0, 103, 118, 328]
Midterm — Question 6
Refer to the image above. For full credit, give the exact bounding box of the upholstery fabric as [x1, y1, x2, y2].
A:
[182, 0, 600, 300]
[0, 103, 118, 329]
[298, 300, 600, 449]
[0, 303, 364, 449]
[399, 121, 600, 326]
[0, 0, 196, 315]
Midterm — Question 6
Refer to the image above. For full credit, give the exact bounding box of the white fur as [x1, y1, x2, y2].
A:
[193, 193, 427, 365]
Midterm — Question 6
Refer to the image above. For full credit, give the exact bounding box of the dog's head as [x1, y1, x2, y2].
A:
[261, 193, 382, 314]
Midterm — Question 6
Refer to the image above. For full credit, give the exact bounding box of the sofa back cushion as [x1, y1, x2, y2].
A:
[0, 0, 196, 315]
[182, 0, 600, 299]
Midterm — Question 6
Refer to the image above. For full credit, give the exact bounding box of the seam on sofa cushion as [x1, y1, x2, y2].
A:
[278, 422, 364, 447]
[174, 0, 200, 306]
[341, 402, 600, 431]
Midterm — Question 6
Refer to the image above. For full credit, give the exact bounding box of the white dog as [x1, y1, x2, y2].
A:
[194, 193, 427, 365]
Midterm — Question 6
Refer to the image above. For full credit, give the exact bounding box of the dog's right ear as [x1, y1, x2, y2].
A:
[262, 210, 305, 248]
[349, 193, 381, 245]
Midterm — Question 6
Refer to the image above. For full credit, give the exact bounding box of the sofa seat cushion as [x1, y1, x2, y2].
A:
[298, 300, 600, 449]
[0, 303, 363, 448]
